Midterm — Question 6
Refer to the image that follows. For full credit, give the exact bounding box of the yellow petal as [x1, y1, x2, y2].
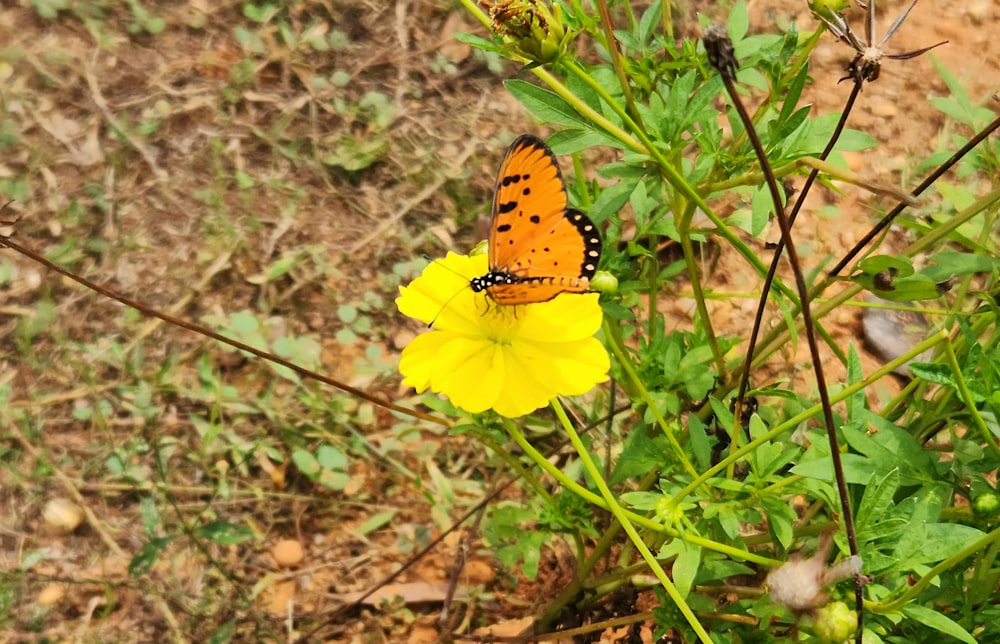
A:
[433, 337, 505, 414]
[492, 345, 562, 417]
[518, 293, 603, 342]
[396, 253, 489, 333]
[398, 331, 451, 392]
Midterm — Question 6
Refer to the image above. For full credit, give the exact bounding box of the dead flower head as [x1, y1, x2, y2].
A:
[766, 532, 864, 612]
[807, 0, 947, 82]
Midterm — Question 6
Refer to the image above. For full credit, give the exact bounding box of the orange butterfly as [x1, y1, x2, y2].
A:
[470, 135, 602, 305]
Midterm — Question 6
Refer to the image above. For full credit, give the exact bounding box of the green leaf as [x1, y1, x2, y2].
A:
[356, 511, 396, 536]
[547, 128, 622, 154]
[316, 445, 348, 470]
[505, 79, 591, 129]
[750, 182, 780, 237]
[661, 540, 701, 598]
[855, 469, 900, 537]
[196, 521, 254, 545]
[611, 427, 669, 484]
[208, 620, 236, 644]
[760, 496, 796, 549]
[292, 449, 320, 477]
[898, 522, 984, 567]
[727, 1, 749, 42]
[916, 251, 1000, 283]
[129, 537, 175, 577]
[901, 604, 977, 644]
[777, 64, 809, 125]
[637, 1, 662, 46]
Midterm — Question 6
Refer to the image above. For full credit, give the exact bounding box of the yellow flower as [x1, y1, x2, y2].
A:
[396, 252, 609, 418]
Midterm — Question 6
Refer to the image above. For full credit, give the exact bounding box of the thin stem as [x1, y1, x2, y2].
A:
[674, 330, 948, 512]
[717, 72, 861, 598]
[731, 76, 864, 469]
[940, 335, 1000, 459]
[594, 0, 644, 130]
[874, 524, 1000, 613]
[602, 318, 699, 478]
[830, 113, 1000, 276]
[550, 399, 713, 643]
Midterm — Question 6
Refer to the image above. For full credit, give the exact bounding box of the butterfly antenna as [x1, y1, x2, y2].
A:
[421, 255, 477, 328]
[428, 285, 470, 328]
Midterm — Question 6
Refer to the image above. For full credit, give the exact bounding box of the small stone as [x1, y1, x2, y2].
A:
[869, 98, 898, 118]
[37, 584, 65, 606]
[42, 498, 85, 535]
[272, 539, 305, 568]
[392, 329, 416, 351]
[967, 0, 991, 25]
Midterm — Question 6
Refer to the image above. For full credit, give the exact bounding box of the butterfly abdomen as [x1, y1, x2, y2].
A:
[471, 271, 592, 305]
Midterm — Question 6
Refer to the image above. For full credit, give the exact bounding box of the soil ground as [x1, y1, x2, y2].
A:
[1, 0, 997, 641]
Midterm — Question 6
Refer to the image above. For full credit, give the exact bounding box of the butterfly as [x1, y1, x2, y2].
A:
[469, 135, 602, 305]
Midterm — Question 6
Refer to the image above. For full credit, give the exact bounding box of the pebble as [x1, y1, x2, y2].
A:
[37, 584, 65, 606]
[272, 539, 305, 568]
[42, 498, 85, 535]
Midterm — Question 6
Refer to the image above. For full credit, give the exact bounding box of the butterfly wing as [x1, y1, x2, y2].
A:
[485, 135, 602, 305]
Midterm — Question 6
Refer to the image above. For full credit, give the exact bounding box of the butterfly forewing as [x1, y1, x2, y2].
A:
[490, 135, 569, 270]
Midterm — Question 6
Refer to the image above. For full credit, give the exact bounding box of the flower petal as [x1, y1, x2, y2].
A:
[398, 331, 451, 392]
[396, 253, 489, 333]
[517, 293, 603, 342]
[492, 344, 562, 417]
[396, 251, 610, 418]
[432, 336, 504, 414]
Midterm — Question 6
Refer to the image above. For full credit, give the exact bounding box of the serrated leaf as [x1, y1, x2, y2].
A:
[610, 428, 670, 484]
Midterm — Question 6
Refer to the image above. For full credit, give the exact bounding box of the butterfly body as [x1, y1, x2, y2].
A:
[473, 135, 602, 305]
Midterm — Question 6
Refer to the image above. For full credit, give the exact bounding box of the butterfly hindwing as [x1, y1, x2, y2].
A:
[478, 135, 602, 305]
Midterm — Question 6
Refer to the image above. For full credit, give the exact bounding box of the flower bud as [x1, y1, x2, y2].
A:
[590, 270, 617, 294]
[484, 0, 575, 64]
[811, 601, 858, 642]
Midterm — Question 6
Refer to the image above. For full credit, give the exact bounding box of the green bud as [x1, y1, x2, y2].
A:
[973, 491, 1000, 518]
[485, 0, 575, 64]
[591, 270, 617, 294]
[812, 601, 858, 643]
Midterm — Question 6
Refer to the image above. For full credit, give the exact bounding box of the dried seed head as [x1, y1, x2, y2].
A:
[767, 532, 863, 612]
[703, 24, 738, 79]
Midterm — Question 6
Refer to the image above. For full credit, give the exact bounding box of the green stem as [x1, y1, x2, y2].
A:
[676, 330, 949, 505]
[940, 334, 1000, 459]
[874, 524, 1000, 613]
[602, 318, 699, 478]
[550, 398, 712, 643]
